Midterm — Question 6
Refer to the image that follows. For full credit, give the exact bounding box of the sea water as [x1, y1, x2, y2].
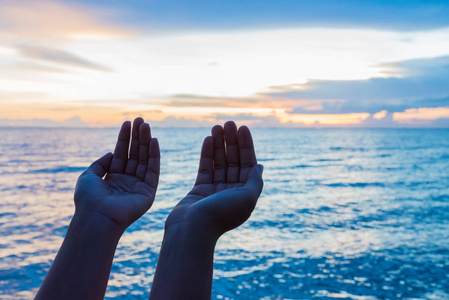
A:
[0, 127, 448, 299]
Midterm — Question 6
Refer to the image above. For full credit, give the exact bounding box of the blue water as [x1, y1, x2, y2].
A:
[1, 128, 449, 299]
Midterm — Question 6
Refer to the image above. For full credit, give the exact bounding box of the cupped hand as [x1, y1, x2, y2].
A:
[74, 118, 160, 230]
[166, 121, 263, 236]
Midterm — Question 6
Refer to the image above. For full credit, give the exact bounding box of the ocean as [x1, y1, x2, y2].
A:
[1, 127, 448, 299]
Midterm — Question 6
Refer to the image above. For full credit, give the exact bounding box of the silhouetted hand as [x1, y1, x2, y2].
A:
[166, 121, 263, 236]
[74, 118, 160, 231]
[149, 121, 263, 300]
[36, 117, 160, 300]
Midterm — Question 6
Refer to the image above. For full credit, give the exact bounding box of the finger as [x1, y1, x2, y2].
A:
[238, 125, 257, 182]
[145, 138, 160, 190]
[84, 152, 113, 177]
[224, 121, 239, 183]
[136, 123, 151, 180]
[109, 121, 131, 173]
[125, 117, 144, 175]
[194, 136, 214, 186]
[243, 164, 264, 204]
[212, 125, 226, 183]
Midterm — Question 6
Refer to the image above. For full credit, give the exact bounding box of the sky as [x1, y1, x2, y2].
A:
[1, 0, 449, 128]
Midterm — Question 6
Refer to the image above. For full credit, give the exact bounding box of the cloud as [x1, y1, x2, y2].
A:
[16, 44, 112, 72]
[360, 109, 449, 128]
[3, 13, 449, 100]
[0, 116, 89, 128]
[165, 94, 261, 108]
[1, 1, 449, 128]
[136, 114, 304, 129]
[0, 90, 55, 103]
[214, 113, 262, 122]
[0, 99, 131, 127]
[148, 116, 214, 128]
[0, 0, 134, 42]
[394, 107, 449, 123]
[358, 112, 398, 128]
[378, 56, 449, 77]
[373, 110, 388, 120]
[0, 1, 135, 78]
[8, 61, 68, 74]
[270, 55, 449, 115]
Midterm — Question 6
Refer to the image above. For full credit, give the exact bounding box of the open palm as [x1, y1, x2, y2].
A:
[74, 118, 160, 230]
[166, 121, 263, 235]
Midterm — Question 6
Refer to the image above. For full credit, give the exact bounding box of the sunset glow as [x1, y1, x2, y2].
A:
[1, 0, 449, 127]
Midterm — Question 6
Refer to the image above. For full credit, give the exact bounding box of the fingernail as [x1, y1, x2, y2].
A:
[258, 164, 264, 174]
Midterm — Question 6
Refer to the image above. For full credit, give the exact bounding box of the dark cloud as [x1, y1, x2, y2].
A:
[379, 56, 449, 77]
[271, 56, 449, 114]
[359, 112, 398, 128]
[165, 94, 260, 108]
[16, 44, 112, 72]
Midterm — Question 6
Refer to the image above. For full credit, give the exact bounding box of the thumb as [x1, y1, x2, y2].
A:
[244, 164, 264, 199]
[85, 152, 113, 177]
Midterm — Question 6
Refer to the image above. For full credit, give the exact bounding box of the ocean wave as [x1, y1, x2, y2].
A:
[2, 128, 449, 299]
[30, 166, 86, 174]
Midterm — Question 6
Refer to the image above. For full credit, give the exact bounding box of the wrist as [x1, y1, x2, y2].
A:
[163, 221, 220, 247]
[164, 206, 224, 242]
[71, 210, 125, 239]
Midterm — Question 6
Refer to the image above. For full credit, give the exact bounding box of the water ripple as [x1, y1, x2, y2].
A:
[1, 128, 449, 299]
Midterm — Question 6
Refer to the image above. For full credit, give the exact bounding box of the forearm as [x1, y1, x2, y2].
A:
[149, 223, 219, 300]
[35, 211, 123, 300]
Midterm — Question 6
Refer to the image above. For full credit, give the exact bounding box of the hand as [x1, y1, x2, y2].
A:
[74, 118, 160, 231]
[166, 121, 263, 236]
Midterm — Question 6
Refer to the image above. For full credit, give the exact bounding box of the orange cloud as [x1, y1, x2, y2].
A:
[0, 100, 124, 127]
[278, 112, 370, 125]
[394, 107, 449, 123]
[373, 110, 388, 120]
